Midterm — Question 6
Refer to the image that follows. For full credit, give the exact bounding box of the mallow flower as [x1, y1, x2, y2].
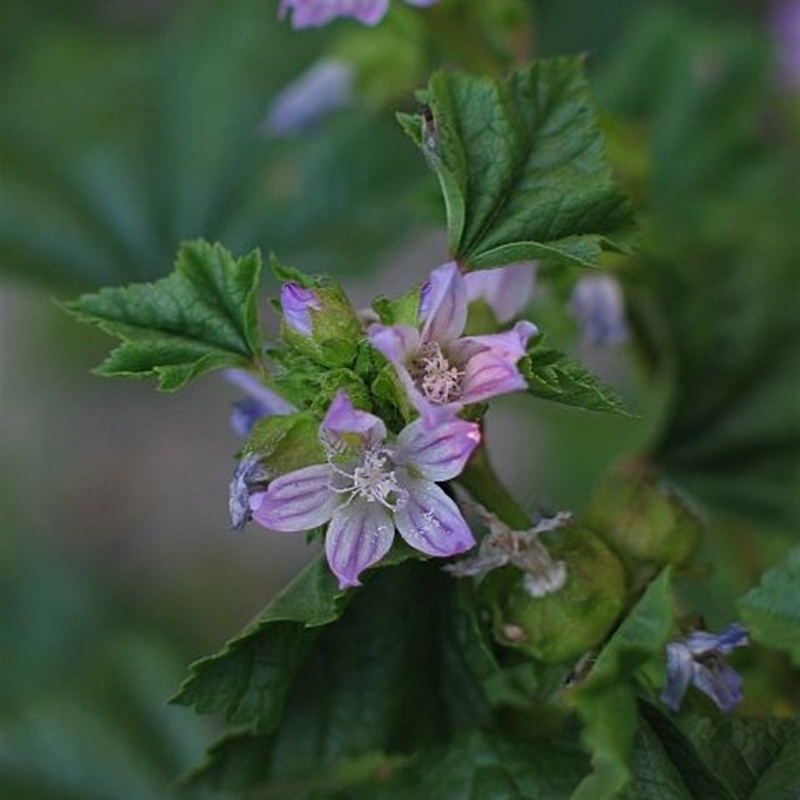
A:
[368, 262, 538, 420]
[661, 623, 749, 713]
[279, 0, 440, 29]
[464, 262, 537, 324]
[249, 390, 479, 587]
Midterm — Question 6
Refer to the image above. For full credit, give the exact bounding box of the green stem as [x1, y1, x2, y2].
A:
[457, 443, 531, 530]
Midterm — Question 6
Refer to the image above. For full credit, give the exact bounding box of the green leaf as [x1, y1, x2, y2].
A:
[183, 563, 496, 792]
[737, 547, 800, 665]
[520, 344, 629, 416]
[317, 730, 590, 800]
[568, 569, 675, 800]
[172, 556, 348, 730]
[62, 240, 262, 391]
[400, 58, 636, 269]
[641, 702, 800, 800]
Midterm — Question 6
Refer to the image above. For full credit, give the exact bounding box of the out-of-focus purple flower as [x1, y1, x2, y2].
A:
[770, 0, 800, 92]
[263, 59, 355, 136]
[464, 263, 537, 324]
[568, 274, 629, 346]
[281, 282, 322, 337]
[224, 369, 296, 437]
[661, 623, 749, 713]
[369, 262, 538, 420]
[249, 390, 479, 587]
[279, 0, 440, 29]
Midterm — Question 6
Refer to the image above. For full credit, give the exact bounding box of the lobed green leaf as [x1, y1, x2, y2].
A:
[520, 344, 629, 416]
[62, 240, 263, 391]
[400, 58, 636, 269]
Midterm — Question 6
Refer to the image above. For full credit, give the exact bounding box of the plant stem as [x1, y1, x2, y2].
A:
[457, 443, 531, 530]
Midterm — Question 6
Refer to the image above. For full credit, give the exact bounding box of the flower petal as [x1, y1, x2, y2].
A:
[569, 274, 628, 346]
[280, 0, 390, 28]
[394, 415, 480, 482]
[250, 463, 337, 532]
[459, 348, 528, 405]
[692, 662, 744, 713]
[325, 500, 395, 588]
[685, 623, 749, 656]
[394, 477, 475, 557]
[457, 320, 538, 362]
[419, 262, 467, 345]
[264, 58, 354, 137]
[464, 263, 537, 323]
[281, 281, 321, 336]
[321, 390, 386, 449]
[660, 641, 695, 711]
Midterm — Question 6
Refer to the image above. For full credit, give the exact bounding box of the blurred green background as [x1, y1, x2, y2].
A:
[1, 0, 797, 797]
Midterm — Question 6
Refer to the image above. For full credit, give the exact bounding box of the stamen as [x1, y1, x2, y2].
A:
[412, 342, 464, 404]
[328, 447, 407, 511]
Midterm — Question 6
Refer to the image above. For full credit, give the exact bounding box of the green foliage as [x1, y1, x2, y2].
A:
[62, 240, 263, 390]
[568, 569, 675, 800]
[172, 556, 348, 730]
[520, 344, 629, 416]
[738, 547, 800, 665]
[1, 0, 425, 291]
[399, 58, 636, 269]
[315, 730, 589, 800]
[596, 7, 800, 528]
[180, 562, 497, 792]
[639, 703, 800, 800]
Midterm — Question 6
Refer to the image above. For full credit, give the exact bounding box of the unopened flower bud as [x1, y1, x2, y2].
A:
[280, 280, 362, 367]
[481, 524, 626, 663]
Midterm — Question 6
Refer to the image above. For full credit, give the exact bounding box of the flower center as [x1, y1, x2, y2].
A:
[412, 341, 464, 404]
[329, 447, 407, 511]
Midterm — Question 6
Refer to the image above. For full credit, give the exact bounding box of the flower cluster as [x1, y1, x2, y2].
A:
[229, 261, 538, 587]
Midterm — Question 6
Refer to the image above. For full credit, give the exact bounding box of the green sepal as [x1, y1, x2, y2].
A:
[521, 343, 630, 416]
[400, 58, 637, 268]
[371, 287, 421, 327]
[244, 411, 325, 479]
[62, 240, 263, 391]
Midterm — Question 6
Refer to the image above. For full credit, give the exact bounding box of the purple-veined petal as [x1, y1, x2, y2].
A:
[264, 58, 354, 136]
[394, 416, 480, 482]
[464, 263, 537, 323]
[250, 463, 338, 531]
[280, 0, 390, 28]
[321, 390, 386, 449]
[459, 349, 527, 405]
[368, 323, 420, 365]
[419, 262, 468, 346]
[325, 500, 395, 587]
[660, 641, 695, 712]
[281, 281, 322, 336]
[692, 661, 744, 713]
[394, 477, 475, 557]
[458, 320, 538, 361]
